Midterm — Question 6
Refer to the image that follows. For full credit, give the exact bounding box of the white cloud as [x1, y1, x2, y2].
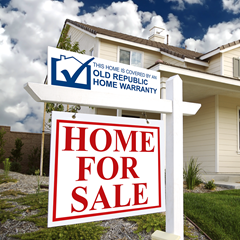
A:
[0, 0, 84, 132]
[184, 19, 240, 53]
[79, 1, 183, 46]
[167, 0, 204, 10]
[223, 0, 240, 14]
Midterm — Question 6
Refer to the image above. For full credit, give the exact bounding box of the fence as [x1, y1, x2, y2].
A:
[0, 125, 50, 174]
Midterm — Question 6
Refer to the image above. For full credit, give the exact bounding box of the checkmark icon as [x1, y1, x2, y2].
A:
[61, 57, 94, 84]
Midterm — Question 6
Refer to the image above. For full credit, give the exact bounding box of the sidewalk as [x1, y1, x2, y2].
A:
[202, 174, 240, 189]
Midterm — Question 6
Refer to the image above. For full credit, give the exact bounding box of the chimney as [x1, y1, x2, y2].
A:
[149, 26, 165, 44]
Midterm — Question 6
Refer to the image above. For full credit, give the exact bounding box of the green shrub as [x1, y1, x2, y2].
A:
[10, 138, 24, 172]
[205, 179, 216, 190]
[27, 146, 50, 176]
[183, 157, 203, 190]
[127, 213, 165, 233]
[3, 158, 11, 178]
[0, 128, 6, 163]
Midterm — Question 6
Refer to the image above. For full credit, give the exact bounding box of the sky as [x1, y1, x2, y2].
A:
[1, 0, 240, 133]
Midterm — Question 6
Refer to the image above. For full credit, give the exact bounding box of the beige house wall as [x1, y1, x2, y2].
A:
[99, 39, 161, 68]
[206, 54, 221, 75]
[183, 96, 216, 173]
[99, 39, 118, 62]
[218, 95, 240, 173]
[223, 47, 240, 78]
[68, 26, 99, 56]
[161, 55, 185, 67]
[96, 108, 160, 120]
[185, 62, 206, 72]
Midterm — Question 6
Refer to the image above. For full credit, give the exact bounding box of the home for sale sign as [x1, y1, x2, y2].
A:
[48, 112, 165, 227]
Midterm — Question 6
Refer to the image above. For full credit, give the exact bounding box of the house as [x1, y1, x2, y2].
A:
[60, 19, 240, 179]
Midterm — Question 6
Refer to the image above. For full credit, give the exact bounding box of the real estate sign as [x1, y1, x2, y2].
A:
[48, 47, 160, 99]
[48, 112, 165, 227]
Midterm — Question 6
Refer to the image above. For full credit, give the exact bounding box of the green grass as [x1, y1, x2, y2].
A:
[0, 198, 20, 223]
[6, 192, 107, 240]
[0, 190, 26, 197]
[184, 189, 240, 240]
[4, 184, 240, 239]
[0, 174, 17, 184]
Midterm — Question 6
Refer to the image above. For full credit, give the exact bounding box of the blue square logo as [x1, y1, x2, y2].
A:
[51, 55, 94, 90]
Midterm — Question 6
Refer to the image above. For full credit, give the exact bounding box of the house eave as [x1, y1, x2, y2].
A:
[96, 33, 161, 52]
[67, 22, 97, 38]
[184, 57, 209, 67]
[199, 49, 220, 60]
[151, 63, 240, 87]
[220, 44, 240, 53]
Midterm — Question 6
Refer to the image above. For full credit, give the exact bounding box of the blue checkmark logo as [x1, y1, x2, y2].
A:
[51, 55, 95, 90]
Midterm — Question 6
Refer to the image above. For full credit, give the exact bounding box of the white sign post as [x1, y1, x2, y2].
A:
[24, 48, 201, 240]
[166, 75, 184, 239]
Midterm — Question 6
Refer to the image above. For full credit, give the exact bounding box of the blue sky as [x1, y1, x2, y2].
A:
[1, 0, 240, 133]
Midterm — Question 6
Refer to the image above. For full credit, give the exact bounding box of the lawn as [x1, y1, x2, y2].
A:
[184, 189, 240, 240]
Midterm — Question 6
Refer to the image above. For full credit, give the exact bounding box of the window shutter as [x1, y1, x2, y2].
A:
[233, 58, 239, 78]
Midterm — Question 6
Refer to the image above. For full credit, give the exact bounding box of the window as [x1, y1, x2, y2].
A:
[233, 58, 240, 78]
[119, 49, 142, 67]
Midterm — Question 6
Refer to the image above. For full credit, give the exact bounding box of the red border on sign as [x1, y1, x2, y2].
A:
[52, 120, 161, 222]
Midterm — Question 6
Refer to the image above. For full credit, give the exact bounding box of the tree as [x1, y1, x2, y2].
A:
[40, 24, 86, 175]
[57, 24, 85, 54]
[10, 138, 24, 172]
[45, 24, 85, 129]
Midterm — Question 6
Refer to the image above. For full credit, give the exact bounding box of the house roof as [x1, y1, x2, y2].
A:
[65, 19, 203, 60]
[199, 39, 240, 60]
[66, 19, 240, 63]
[219, 39, 240, 50]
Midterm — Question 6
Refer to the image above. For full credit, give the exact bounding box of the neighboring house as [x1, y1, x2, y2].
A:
[61, 19, 240, 177]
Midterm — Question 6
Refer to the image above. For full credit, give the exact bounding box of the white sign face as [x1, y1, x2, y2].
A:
[48, 112, 165, 227]
[48, 47, 160, 99]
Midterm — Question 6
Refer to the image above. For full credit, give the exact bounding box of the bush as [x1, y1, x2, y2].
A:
[27, 147, 50, 176]
[9, 138, 24, 172]
[205, 179, 216, 190]
[183, 157, 203, 190]
[3, 158, 11, 178]
[127, 213, 165, 233]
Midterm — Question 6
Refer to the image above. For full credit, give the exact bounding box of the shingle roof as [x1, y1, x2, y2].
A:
[199, 39, 240, 59]
[220, 39, 240, 50]
[66, 19, 203, 60]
